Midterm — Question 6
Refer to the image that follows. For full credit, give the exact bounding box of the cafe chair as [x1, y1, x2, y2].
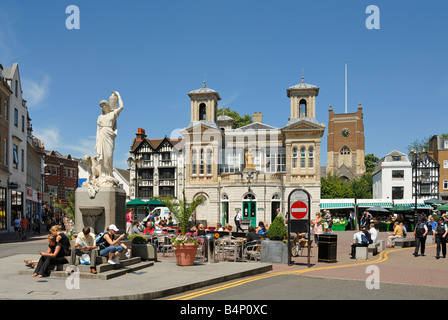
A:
[243, 240, 262, 262]
[162, 237, 174, 256]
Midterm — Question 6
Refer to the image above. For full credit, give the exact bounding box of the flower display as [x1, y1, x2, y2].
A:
[170, 232, 202, 247]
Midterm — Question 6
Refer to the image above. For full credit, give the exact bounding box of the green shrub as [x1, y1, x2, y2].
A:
[127, 234, 148, 244]
[267, 215, 286, 240]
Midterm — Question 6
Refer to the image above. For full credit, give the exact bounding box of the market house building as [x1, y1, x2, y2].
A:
[180, 77, 326, 228]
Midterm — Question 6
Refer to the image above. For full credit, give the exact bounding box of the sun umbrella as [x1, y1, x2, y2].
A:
[424, 198, 444, 205]
[126, 198, 148, 207]
[146, 199, 165, 206]
[366, 206, 389, 213]
[437, 203, 448, 211]
[389, 205, 413, 212]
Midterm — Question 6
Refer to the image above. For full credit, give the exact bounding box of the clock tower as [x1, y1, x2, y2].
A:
[326, 103, 366, 180]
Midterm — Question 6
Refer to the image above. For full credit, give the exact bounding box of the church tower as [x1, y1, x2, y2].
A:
[326, 103, 366, 180]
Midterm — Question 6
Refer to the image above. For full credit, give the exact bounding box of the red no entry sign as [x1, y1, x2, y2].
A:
[290, 201, 308, 220]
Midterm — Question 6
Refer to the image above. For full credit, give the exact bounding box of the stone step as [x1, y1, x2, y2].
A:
[18, 257, 154, 280]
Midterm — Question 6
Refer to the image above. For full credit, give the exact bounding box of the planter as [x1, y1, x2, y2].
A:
[260, 239, 289, 264]
[174, 243, 199, 266]
[132, 243, 158, 261]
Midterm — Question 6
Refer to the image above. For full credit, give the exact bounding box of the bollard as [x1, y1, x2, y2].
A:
[205, 233, 215, 263]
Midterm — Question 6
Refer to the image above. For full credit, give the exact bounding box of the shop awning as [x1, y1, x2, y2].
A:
[320, 199, 355, 209]
[397, 203, 433, 209]
[357, 201, 393, 208]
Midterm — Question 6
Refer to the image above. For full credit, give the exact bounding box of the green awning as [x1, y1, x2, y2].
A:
[357, 202, 393, 208]
[320, 202, 355, 209]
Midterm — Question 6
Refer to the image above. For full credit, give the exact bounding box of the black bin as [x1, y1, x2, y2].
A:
[318, 233, 337, 263]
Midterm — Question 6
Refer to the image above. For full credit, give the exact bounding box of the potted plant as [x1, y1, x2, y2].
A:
[261, 215, 289, 264]
[157, 190, 205, 266]
[127, 234, 157, 261]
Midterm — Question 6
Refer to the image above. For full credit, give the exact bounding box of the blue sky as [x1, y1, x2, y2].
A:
[1, 0, 447, 169]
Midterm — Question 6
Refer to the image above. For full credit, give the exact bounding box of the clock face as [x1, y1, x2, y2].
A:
[341, 128, 350, 137]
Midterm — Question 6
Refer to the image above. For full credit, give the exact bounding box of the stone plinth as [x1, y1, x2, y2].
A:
[75, 187, 126, 234]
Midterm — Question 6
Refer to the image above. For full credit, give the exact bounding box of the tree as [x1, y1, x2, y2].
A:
[365, 153, 379, 173]
[350, 174, 373, 199]
[156, 190, 205, 235]
[217, 107, 252, 128]
[321, 173, 353, 199]
[53, 190, 75, 222]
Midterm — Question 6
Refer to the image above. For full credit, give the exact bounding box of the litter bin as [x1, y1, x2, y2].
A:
[318, 233, 337, 263]
[205, 233, 216, 263]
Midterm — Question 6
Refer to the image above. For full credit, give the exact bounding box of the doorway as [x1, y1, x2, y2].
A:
[242, 193, 257, 227]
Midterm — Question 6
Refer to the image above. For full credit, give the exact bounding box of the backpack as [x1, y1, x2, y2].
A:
[360, 233, 369, 244]
[401, 227, 407, 238]
[95, 232, 107, 249]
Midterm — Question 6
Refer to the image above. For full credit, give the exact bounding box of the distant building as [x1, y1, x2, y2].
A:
[129, 128, 183, 200]
[372, 150, 412, 200]
[0, 64, 11, 231]
[326, 103, 366, 180]
[2, 63, 28, 229]
[429, 135, 448, 201]
[42, 150, 78, 213]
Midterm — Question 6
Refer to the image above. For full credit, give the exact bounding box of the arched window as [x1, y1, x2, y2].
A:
[206, 149, 212, 175]
[191, 149, 197, 175]
[299, 99, 307, 117]
[340, 146, 351, 155]
[199, 149, 205, 175]
[308, 147, 314, 168]
[292, 147, 298, 169]
[300, 147, 306, 168]
[199, 103, 207, 120]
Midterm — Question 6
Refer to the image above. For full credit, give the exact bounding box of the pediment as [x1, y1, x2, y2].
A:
[282, 118, 326, 132]
[238, 122, 277, 131]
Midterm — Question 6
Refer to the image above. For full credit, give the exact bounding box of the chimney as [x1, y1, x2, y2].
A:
[136, 128, 147, 141]
[253, 112, 263, 123]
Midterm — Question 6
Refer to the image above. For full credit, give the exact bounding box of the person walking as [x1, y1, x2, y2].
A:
[413, 218, 428, 257]
[234, 210, 244, 232]
[126, 208, 134, 235]
[312, 212, 323, 245]
[434, 217, 448, 259]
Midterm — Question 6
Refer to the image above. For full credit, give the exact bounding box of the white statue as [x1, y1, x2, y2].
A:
[96, 91, 123, 177]
[82, 91, 123, 198]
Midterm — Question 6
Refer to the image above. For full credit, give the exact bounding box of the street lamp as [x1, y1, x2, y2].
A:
[127, 155, 143, 199]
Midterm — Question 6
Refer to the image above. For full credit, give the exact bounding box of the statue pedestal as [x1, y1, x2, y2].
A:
[75, 187, 126, 234]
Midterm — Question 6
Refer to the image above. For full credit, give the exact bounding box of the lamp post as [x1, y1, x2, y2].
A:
[127, 155, 143, 199]
[409, 148, 427, 230]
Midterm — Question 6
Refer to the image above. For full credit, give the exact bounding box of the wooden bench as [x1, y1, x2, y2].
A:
[368, 242, 381, 256]
[393, 238, 415, 248]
